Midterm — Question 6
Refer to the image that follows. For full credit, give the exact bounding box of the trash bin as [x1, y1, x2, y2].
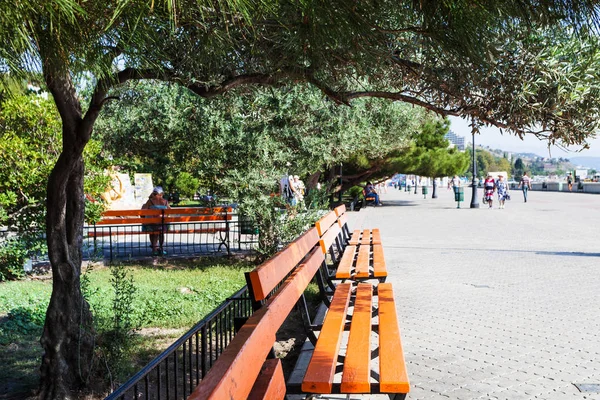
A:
[422, 186, 428, 198]
[454, 187, 464, 208]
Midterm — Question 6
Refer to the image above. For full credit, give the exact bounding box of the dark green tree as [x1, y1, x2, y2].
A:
[394, 118, 470, 194]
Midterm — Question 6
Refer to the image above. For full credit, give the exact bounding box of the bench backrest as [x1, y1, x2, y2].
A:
[247, 227, 319, 301]
[189, 231, 324, 400]
[315, 208, 350, 255]
[95, 207, 233, 225]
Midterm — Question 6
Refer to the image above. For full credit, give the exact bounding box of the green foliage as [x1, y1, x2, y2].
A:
[173, 172, 200, 199]
[0, 91, 110, 266]
[95, 82, 425, 253]
[394, 117, 470, 178]
[0, 239, 28, 281]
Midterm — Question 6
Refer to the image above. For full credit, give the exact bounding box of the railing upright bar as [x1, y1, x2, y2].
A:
[173, 351, 178, 400]
[195, 332, 200, 385]
[188, 337, 193, 396]
[182, 342, 186, 399]
[157, 363, 162, 400]
[166, 356, 170, 400]
[201, 325, 207, 378]
[144, 375, 149, 400]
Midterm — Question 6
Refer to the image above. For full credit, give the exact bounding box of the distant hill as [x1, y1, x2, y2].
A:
[569, 157, 600, 170]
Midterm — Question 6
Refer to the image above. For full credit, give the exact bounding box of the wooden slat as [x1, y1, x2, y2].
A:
[341, 283, 372, 393]
[102, 207, 232, 218]
[162, 215, 232, 223]
[96, 215, 231, 225]
[163, 207, 232, 215]
[247, 359, 286, 400]
[190, 247, 324, 400]
[315, 211, 338, 237]
[96, 217, 163, 225]
[355, 244, 370, 278]
[319, 223, 341, 255]
[378, 283, 410, 394]
[102, 209, 157, 217]
[87, 227, 227, 238]
[337, 213, 349, 230]
[348, 229, 361, 246]
[248, 228, 319, 301]
[371, 228, 382, 245]
[372, 244, 387, 278]
[335, 245, 356, 279]
[360, 229, 371, 246]
[334, 204, 346, 217]
[302, 283, 352, 394]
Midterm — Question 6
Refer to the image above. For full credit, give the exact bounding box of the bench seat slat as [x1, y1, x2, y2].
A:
[302, 283, 352, 394]
[341, 283, 372, 393]
[348, 229, 361, 246]
[372, 244, 387, 278]
[335, 245, 356, 279]
[247, 359, 286, 400]
[355, 245, 370, 278]
[360, 229, 371, 246]
[378, 283, 410, 393]
[371, 228, 382, 245]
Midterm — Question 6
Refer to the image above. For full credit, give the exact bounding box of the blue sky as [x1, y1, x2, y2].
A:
[449, 116, 600, 158]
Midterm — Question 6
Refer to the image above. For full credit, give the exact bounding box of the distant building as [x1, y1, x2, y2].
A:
[445, 131, 466, 151]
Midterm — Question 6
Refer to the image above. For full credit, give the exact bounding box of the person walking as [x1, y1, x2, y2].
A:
[483, 173, 496, 209]
[496, 175, 510, 209]
[451, 175, 461, 196]
[567, 172, 573, 192]
[518, 172, 532, 202]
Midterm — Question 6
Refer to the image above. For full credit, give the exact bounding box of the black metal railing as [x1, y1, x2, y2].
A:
[105, 286, 253, 400]
[83, 215, 259, 262]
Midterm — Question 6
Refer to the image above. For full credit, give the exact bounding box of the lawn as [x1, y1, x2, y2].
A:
[0, 257, 252, 398]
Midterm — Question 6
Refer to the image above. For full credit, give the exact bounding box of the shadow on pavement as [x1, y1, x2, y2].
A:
[376, 200, 419, 207]
[383, 245, 600, 258]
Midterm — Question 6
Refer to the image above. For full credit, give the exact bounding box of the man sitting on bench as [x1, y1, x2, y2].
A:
[365, 181, 382, 206]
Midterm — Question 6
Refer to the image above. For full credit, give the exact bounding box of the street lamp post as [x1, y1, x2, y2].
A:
[470, 118, 480, 209]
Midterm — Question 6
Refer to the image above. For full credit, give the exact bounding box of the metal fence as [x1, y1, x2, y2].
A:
[83, 214, 259, 262]
[105, 286, 254, 400]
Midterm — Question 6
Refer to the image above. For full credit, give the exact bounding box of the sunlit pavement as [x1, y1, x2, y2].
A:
[350, 187, 600, 400]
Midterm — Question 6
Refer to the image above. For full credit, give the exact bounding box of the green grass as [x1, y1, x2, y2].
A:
[0, 257, 253, 397]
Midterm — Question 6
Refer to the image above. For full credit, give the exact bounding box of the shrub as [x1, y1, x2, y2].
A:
[0, 238, 28, 281]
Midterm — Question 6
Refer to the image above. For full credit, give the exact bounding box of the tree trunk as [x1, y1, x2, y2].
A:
[39, 131, 95, 399]
[38, 64, 102, 399]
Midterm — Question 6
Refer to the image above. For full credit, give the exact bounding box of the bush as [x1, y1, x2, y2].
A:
[0, 238, 28, 281]
[174, 172, 200, 199]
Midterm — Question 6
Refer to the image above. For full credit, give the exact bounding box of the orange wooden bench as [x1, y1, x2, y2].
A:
[87, 207, 233, 253]
[315, 205, 387, 281]
[188, 227, 409, 399]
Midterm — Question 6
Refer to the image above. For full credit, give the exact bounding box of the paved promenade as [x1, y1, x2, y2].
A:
[352, 187, 600, 400]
